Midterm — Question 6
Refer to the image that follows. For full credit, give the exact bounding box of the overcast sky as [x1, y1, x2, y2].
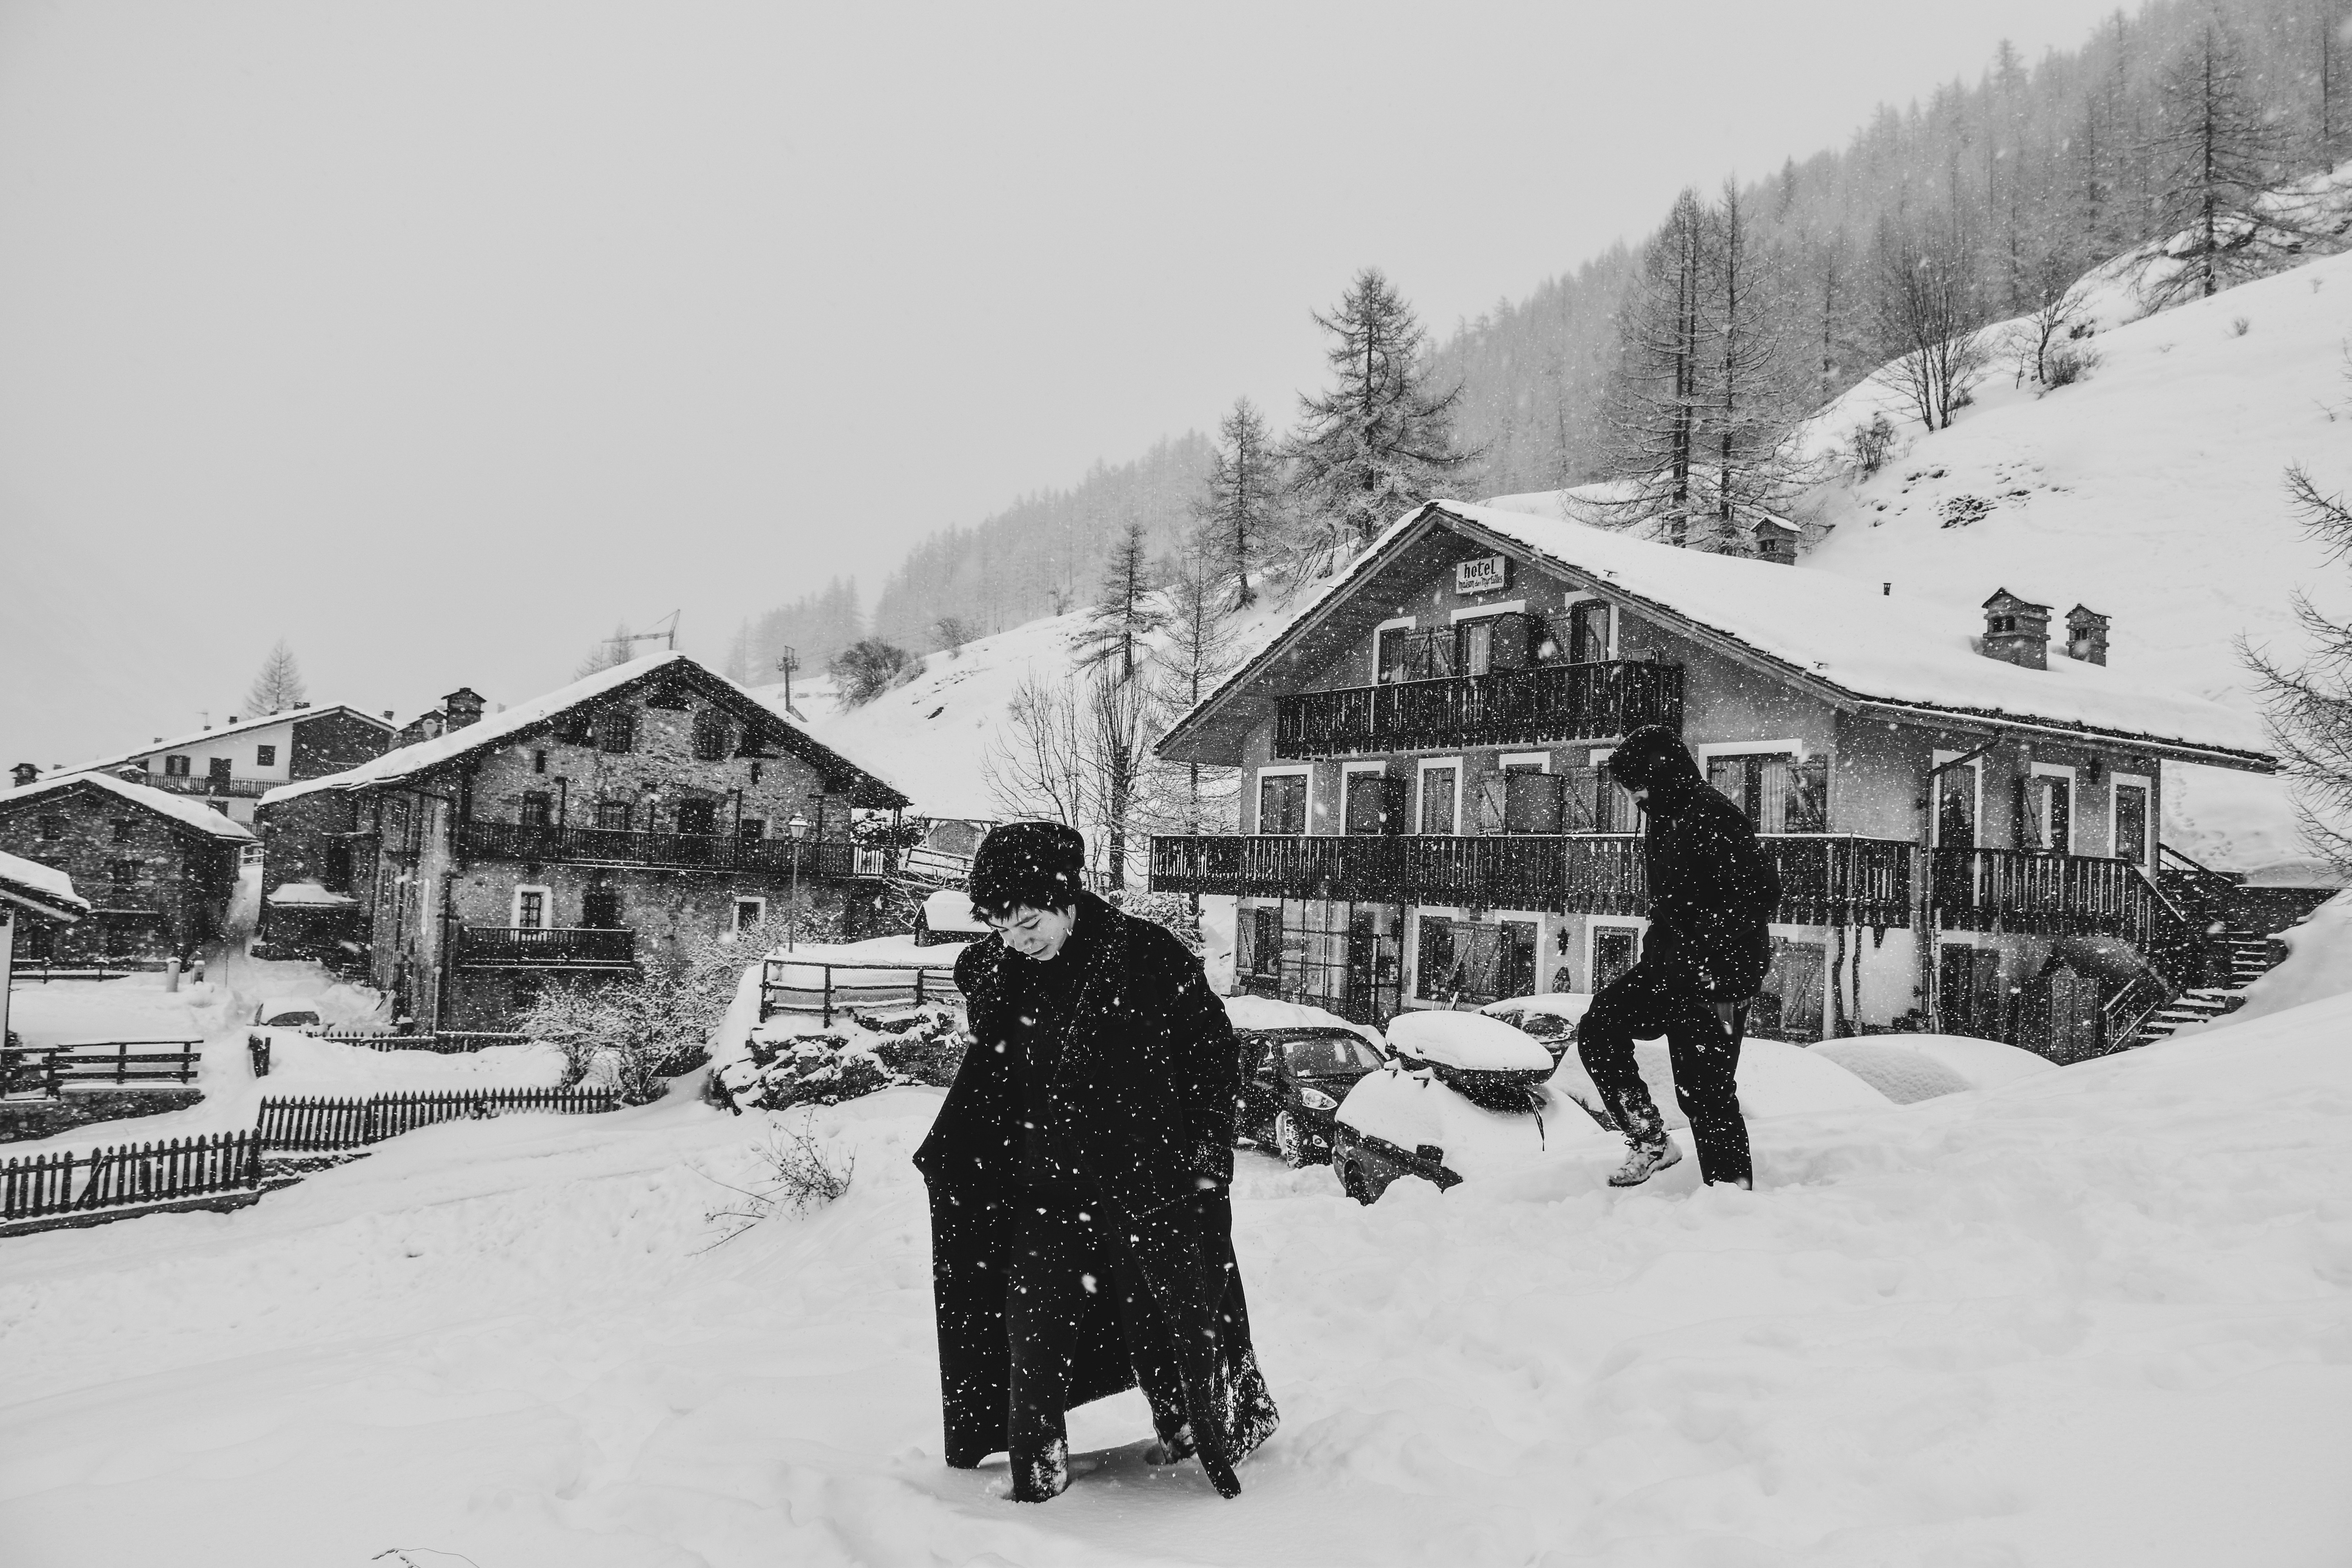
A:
[1, 0, 2133, 766]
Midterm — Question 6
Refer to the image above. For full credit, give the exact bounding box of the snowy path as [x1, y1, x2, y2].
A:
[4, 998, 2351, 1566]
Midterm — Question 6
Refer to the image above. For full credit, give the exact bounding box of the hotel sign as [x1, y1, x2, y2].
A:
[1455, 555, 1510, 595]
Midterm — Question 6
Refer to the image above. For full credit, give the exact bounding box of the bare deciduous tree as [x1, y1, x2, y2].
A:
[1871, 210, 1993, 432]
[2242, 462, 2352, 871]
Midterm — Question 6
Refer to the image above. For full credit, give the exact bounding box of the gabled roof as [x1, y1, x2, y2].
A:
[261, 652, 911, 810]
[68, 704, 395, 776]
[1158, 501, 2274, 771]
[1, 770, 258, 841]
[0, 848, 88, 923]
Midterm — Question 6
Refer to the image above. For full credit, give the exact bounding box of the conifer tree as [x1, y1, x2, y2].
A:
[1143, 529, 1241, 860]
[1697, 181, 1812, 543]
[2242, 461, 2352, 870]
[575, 623, 633, 679]
[2146, 18, 2292, 305]
[1076, 518, 1166, 682]
[1285, 268, 1476, 565]
[1602, 189, 1707, 537]
[245, 640, 307, 714]
[1193, 397, 1281, 607]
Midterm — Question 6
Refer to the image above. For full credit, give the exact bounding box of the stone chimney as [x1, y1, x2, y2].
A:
[2065, 604, 2110, 665]
[441, 687, 486, 730]
[1980, 588, 2052, 670]
[9, 762, 38, 789]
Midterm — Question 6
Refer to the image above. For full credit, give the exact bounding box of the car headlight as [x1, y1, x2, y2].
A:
[1296, 1085, 1338, 1112]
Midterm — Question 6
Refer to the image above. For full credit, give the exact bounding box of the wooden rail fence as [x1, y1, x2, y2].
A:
[3, 1131, 261, 1226]
[256, 1087, 620, 1152]
[1, 1040, 204, 1098]
[295, 1027, 532, 1053]
[759, 959, 962, 1025]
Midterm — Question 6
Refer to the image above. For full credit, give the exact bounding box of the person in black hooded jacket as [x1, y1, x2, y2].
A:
[1577, 725, 1782, 1188]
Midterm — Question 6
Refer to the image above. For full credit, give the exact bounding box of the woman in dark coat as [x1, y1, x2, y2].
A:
[912, 822, 1278, 1502]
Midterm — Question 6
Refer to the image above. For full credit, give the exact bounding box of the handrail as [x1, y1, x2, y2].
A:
[1274, 659, 1684, 758]
[458, 819, 862, 877]
[759, 957, 963, 1026]
[452, 926, 637, 967]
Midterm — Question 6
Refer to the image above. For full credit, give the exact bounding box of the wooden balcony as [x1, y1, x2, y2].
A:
[1150, 832, 1916, 926]
[1274, 659, 1684, 759]
[144, 774, 270, 799]
[453, 926, 637, 969]
[1929, 847, 2192, 956]
[457, 820, 861, 878]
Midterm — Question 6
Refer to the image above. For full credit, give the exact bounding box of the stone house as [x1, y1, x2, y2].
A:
[1151, 500, 2278, 1061]
[34, 704, 398, 828]
[0, 850, 89, 1049]
[256, 652, 911, 1030]
[0, 770, 254, 969]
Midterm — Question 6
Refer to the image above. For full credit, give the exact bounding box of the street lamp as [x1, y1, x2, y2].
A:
[786, 812, 810, 952]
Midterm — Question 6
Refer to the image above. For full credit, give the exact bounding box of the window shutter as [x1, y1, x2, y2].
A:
[1381, 774, 1408, 835]
[1473, 774, 1508, 835]
[1559, 767, 1599, 832]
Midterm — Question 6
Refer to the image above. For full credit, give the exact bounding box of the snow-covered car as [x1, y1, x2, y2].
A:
[1809, 1034, 2054, 1103]
[1235, 1025, 1388, 1167]
[252, 996, 323, 1029]
[1478, 992, 1593, 1067]
[1383, 1009, 1554, 1109]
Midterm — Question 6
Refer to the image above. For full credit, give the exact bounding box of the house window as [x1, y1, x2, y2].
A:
[36, 814, 64, 840]
[581, 886, 622, 929]
[2026, 767, 2075, 853]
[596, 708, 635, 753]
[112, 819, 134, 843]
[692, 710, 731, 762]
[675, 799, 719, 837]
[2112, 776, 2151, 867]
[1376, 626, 1410, 684]
[738, 817, 766, 845]
[109, 858, 138, 885]
[595, 800, 632, 831]
[208, 758, 233, 782]
[1245, 906, 1283, 980]
[513, 887, 549, 930]
[1933, 755, 1981, 848]
[519, 791, 553, 829]
[1258, 771, 1308, 836]
[164, 755, 191, 777]
[1343, 770, 1395, 835]
[1705, 750, 1827, 833]
[324, 839, 352, 891]
[1590, 922, 1642, 992]
[643, 684, 689, 710]
[1566, 599, 1613, 664]
[733, 896, 768, 933]
[1417, 763, 1459, 835]
[749, 760, 764, 786]
[1416, 918, 1537, 1005]
[255, 745, 276, 767]
[532, 749, 548, 775]
[553, 710, 594, 745]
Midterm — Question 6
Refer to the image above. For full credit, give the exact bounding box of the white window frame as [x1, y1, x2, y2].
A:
[1561, 592, 1618, 662]
[1255, 764, 1311, 836]
[1449, 599, 1527, 622]
[2029, 761, 2079, 854]
[732, 895, 768, 935]
[1695, 738, 1806, 768]
[1931, 748, 1985, 848]
[1499, 751, 1550, 773]
[1371, 615, 1417, 680]
[1415, 756, 1464, 835]
[511, 884, 552, 931]
[2109, 771, 2153, 867]
[1586, 915, 1648, 992]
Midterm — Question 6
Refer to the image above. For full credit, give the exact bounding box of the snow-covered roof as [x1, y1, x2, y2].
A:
[266, 881, 359, 908]
[1161, 501, 2274, 769]
[2, 769, 257, 841]
[66, 704, 394, 776]
[262, 651, 909, 810]
[0, 848, 88, 921]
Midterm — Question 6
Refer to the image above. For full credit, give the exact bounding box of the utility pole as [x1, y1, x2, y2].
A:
[775, 646, 804, 720]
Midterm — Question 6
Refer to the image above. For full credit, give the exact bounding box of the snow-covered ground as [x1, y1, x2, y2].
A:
[7, 984, 2351, 1564]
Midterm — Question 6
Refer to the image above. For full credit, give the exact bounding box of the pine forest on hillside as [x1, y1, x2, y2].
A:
[732, 0, 2350, 683]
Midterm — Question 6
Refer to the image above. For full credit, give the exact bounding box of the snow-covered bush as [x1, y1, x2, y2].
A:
[1111, 887, 1203, 952]
[517, 922, 770, 1103]
[705, 1116, 857, 1244]
[1844, 411, 1896, 478]
[714, 1004, 967, 1114]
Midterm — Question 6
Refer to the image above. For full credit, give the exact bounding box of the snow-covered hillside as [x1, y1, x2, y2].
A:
[1499, 244, 2352, 880]
[5, 991, 2352, 1563]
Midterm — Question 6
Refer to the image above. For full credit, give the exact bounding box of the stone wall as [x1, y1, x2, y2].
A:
[0, 784, 238, 966]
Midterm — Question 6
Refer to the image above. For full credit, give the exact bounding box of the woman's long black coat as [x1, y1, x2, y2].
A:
[911, 894, 1278, 1495]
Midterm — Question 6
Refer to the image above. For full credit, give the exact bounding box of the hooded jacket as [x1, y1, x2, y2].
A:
[1605, 726, 1783, 999]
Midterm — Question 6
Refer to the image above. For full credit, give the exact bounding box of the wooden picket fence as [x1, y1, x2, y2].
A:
[256, 1087, 619, 1152]
[3, 1131, 261, 1226]
[296, 1028, 531, 1054]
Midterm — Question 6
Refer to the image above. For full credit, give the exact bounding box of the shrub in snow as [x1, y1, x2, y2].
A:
[1111, 887, 1203, 952]
[705, 1116, 857, 1244]
[516, 922, 769, 1104]
[1845, 411, 1896, 478]
[828, 639, 917, 705]
[715, 1005, 967, 1113]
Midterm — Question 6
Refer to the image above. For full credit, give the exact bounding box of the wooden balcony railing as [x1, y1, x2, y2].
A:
[143, 774, 270, 799]
[1274, 659, 1684, 759]
[457, 820, 862, 878]
[1929, 847, 2196, 976]
[452, 926, 638, 968]
[1150, 832, 1916, 926]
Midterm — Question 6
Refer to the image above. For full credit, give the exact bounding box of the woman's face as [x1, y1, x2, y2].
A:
[989, 903, 1077, 960]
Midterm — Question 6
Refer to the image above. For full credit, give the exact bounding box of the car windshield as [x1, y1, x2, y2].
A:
[1283, 1034, 1384, 1074]
[1519, 1013, 1575, 1038]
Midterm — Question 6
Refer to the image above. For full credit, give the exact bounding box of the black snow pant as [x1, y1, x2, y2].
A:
[1576, 960, 1753, 1186]
[1005, 1190, 1174, 1476]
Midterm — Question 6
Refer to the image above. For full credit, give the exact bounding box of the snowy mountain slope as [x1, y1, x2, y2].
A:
[1497, 244, 2352, 878]
[766, 593, 1303, 824]
[5, 993, 2352, 1564]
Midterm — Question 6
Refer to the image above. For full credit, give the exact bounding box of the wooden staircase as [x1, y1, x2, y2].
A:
[2126, 846, 2312, 1045]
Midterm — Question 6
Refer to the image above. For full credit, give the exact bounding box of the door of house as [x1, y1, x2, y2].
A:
[2045, 965, 2103, 1062]
[515, 889, 546, 931]
[1567, 600, 1611, 664]
[581, 887, 621, 929]
[1499, 921, 1538, 1000]
[1344, 772, 1388, 835]
[1591, 925, 1639, 992]
[2113, 782, 2150, 867]
[1755, 938, 1827, 1041]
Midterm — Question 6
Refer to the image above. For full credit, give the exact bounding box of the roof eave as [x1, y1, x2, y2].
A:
[1845, 699, 2276, 772]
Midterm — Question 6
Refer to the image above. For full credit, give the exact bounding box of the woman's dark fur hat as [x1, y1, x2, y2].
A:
[1601, 724, 1701, 793]
[968, 820, 1089, 918]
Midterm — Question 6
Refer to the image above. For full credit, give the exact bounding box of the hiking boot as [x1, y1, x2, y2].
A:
[1008, 1437, 1070, 1503]
[1608, 1137, 1682, 1187]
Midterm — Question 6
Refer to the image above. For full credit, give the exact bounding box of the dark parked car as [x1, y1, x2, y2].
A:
[1234, 1026, 1388, 1167]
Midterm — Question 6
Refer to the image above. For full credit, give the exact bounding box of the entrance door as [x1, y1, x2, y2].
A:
[1591, 925, 1639, 992]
